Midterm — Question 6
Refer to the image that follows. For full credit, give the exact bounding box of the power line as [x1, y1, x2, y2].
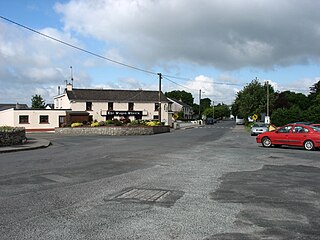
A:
[0, 15, 157, 77]
[1, 15, 244, 90]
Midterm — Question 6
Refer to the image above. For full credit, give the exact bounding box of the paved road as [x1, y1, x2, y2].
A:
[0, 120, 319, 239]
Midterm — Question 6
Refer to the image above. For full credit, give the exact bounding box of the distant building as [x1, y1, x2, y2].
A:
[167, 98, 193, 119]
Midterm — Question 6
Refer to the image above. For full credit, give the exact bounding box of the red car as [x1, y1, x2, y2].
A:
[256, 124, 320, 150]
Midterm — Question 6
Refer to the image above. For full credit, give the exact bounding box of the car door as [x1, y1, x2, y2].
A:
[273, 125, 292, 145]
[289, 126, 309, 146]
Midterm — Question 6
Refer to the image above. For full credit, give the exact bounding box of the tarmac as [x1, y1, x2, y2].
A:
[0, 138, 51, 153]
[0, 123, 206, 153]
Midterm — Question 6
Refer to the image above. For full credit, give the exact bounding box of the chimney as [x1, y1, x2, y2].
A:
[66, 83, 73, 91]
[58, 86, 61, 95]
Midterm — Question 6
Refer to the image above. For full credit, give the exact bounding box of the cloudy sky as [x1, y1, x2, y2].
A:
[0, 0, 320, 105]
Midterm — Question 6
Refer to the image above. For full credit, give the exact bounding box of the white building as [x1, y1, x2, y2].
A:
[0, 107, 68, 132]
[0, 84, 173, 131]
[54, 84, 173, 125]
[167, 98, 193, 119]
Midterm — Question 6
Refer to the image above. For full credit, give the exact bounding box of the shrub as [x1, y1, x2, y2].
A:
[0, 126, 14, 131]
[91, 122, 100, 127]
[105, 120, 113, 125]
[71, 122, 83, 128]
[98, 121, 106, 126]
[113, 119, 123, 126]
[145, 121, 161, 126]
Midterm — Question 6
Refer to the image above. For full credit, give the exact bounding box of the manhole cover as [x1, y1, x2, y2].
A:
[115, 188, 170, 202]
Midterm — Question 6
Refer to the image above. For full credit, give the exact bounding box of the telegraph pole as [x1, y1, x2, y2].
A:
[158, 73, 162, 123]
[199, 89, 201, 119]
[266, 80, 270, 124]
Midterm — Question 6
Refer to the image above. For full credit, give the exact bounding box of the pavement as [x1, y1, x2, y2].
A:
[0, 137, 51, 153]
[0, 123, 205, 153]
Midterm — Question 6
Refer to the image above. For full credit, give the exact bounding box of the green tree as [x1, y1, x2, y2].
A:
[203, 103, 230, 119]
[309, 80, 320, 104]
[271, 106, 302, 126]
[231, 79, 275, 123]
[31, 94, 46, 109]
[165, 90, 194, 106]
[200, 98, 211, 111]
[274, 91, 309, 110]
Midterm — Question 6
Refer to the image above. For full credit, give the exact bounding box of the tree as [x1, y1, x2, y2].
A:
[31, 94, 46, 109]
[165, 90, 194, 106]
[309, 80, 320, 104]
[274, 91, 309, 110]
[200, 98, 211, 111]
[204, 103, 230, 119]
[231, 79, 275, 122]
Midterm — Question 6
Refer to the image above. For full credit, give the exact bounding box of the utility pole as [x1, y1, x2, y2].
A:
[266, 80, 270, 124]
[199, 89, 201, 120]
[157, 73, 162, 123]
[212, 100, 214, 120]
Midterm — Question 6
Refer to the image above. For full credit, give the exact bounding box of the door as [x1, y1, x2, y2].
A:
[273, 125, 292, 145]
[59, 116, 66, 127]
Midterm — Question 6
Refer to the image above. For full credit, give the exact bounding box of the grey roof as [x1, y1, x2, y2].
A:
[168, 98, 192, 108]
[0, 103, 29, 111]
[66, 88, 169, 103]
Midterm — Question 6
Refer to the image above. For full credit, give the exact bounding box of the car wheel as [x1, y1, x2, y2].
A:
[304, 140, 314, 151]
[262, 137, 272, 148]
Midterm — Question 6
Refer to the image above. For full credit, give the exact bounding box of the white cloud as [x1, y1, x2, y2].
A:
[0, 21, 93, 104]
[55, 0, 320, 70]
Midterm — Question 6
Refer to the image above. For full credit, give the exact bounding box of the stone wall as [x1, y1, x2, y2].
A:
[0, 127, 26, 147]
[55, 126, 170, 136]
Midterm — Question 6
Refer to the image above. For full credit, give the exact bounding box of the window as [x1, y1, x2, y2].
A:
[86, 102, 92, 111]
[278, 126, 292, 133]
[153, 115, 159, 120]
[154, 103, 159, 111]
[39, 115, 49, 124]
[108, 102, 113, 110]
[128, 102, 134, 111]
[293, 126, 308, 133]
[19, 115, 29, 124]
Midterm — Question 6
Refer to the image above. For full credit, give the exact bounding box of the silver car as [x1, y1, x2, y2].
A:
[251, 122, 269, 136]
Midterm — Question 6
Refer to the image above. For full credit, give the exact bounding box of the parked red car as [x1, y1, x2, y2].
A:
[256, 124, 320, 150]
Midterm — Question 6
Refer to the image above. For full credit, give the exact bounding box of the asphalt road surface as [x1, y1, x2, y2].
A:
[0, 120, 319, 240]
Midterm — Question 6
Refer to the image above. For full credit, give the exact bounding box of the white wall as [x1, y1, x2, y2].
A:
[0, 108, 15, 126]
[13, 110, 67, 130]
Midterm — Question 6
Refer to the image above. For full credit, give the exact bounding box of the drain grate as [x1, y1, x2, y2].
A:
[115, 188, 170, 202]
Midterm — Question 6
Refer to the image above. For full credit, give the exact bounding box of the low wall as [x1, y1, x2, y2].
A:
[0, 127, 26, 147]
[55, 126, 170, 136]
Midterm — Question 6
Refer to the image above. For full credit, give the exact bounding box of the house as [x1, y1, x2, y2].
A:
[0, 107, 68, 132]
[54, 84, 173, 125]
[167, 98, 193, 119]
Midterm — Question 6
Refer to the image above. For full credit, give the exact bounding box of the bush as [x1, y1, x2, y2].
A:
[0, 126, 14, 131]
[91, 122, 100, 127]
[113, 119, 123, 126]
[145, 121, 161, 126]
[71, 122, 83, 128]
[105, 120, 113, 125]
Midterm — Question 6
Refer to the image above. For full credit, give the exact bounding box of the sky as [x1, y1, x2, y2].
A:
[0, 0, 320, 106]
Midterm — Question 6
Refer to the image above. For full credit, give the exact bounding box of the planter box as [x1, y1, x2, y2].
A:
[55, 126, 170, 136]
